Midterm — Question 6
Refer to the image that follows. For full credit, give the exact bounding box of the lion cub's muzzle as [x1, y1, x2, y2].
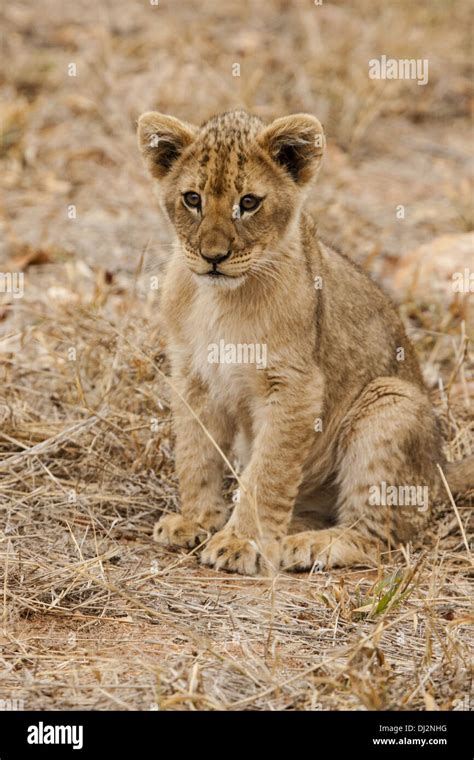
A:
[200, 249, 233, 277]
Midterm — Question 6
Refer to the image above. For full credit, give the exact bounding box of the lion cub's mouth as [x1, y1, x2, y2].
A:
[196, 269, 247, 289]
[207, 269, 226, 278]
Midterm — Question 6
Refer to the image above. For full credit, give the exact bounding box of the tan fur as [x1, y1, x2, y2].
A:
[138, 109, 473, 575]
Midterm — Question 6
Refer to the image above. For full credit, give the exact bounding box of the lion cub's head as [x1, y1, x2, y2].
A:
[138, 109, 324, 288]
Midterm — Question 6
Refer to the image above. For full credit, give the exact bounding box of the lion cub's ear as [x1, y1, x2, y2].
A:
[137, 112, 198, 179]
[257, 114, 325, 185]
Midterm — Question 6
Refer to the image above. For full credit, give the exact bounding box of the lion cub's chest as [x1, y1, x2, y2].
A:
[185, 292, 266, 410]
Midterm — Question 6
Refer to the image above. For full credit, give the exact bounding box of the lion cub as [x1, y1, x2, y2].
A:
[137, 109, 467, 575]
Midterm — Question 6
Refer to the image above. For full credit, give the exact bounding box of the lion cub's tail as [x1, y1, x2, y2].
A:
[442, 456, 474, 494]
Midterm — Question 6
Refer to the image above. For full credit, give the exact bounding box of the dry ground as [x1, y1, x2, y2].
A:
[0, 0, 473, 710]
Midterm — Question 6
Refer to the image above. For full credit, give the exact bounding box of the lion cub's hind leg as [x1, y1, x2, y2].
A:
[281, 377, 441, 571]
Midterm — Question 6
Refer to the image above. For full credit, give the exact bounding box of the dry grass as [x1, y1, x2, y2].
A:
[0, 0, 473, 711]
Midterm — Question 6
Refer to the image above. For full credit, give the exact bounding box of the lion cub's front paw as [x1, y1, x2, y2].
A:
[280, 533, 325, 571]
[201, 529, 279, 576]
[153, 514, 208, 549]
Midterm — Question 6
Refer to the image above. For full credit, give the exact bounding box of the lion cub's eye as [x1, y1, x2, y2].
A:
[240, 194, 261, 213]
[183, 191, 201, 209]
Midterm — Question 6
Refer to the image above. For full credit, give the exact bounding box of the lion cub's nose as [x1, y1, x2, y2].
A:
[201, 250, 232, 264]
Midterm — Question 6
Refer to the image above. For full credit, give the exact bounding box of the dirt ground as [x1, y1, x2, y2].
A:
[0, 0, 472, 711]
